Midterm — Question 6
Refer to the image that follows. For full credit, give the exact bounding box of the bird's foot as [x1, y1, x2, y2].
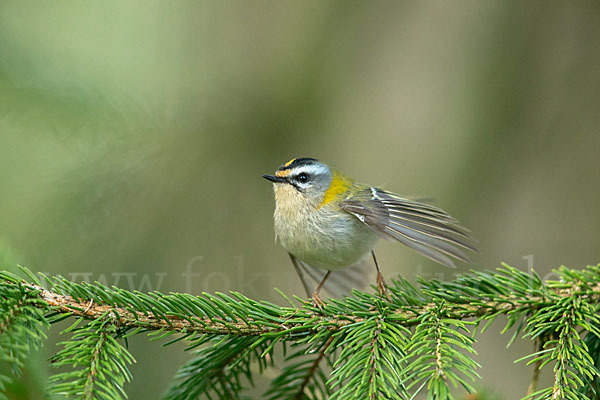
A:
[376, 271, 391, 301]
[311, 292, 325, 310]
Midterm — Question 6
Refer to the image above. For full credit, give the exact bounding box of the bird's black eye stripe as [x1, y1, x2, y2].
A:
[296, 172, 309, 183]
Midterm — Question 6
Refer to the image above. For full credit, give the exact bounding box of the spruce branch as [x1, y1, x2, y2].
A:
[4, 265, 600, 338]
[328, 302, 409, 400]
[583, 329, 600, 399]
[265, 336, 335, 400]
[527, 337, 546, 396]
[47, 314, 135, 400]
[519, 268, 600, 400]
[0, 281, 49, 398]
[298, 336, 335, 399]
[2, 264, 600, 399]
[164, 335, 270, 400]
[404, 301, 480, 399]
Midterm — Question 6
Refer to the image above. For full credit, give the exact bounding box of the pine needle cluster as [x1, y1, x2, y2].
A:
[1, 263, 600, 399]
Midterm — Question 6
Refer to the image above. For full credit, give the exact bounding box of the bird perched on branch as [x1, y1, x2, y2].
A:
[263, 157, 476, 307]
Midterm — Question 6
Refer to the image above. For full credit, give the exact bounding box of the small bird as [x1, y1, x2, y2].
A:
[263, 157, 476, 307]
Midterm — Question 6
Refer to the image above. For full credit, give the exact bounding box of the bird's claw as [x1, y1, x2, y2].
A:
[376, 271, 391, 301]
[311, 292, 325, 310]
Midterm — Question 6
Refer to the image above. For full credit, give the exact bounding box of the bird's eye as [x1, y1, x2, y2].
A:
[296, 173, 310, 183]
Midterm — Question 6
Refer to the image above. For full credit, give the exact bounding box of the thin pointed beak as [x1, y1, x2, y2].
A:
[263, 174, 288, 184]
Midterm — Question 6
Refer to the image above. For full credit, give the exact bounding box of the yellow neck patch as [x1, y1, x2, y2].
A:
[319, 171, 351, 208]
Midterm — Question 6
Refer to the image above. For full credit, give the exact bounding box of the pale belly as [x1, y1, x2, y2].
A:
[274, 205, 378, 270]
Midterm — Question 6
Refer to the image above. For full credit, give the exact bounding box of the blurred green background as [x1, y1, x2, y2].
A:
[1, 1, 599, 399]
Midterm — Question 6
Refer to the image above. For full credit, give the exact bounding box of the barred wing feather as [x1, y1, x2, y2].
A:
[340, 188, 477, 268]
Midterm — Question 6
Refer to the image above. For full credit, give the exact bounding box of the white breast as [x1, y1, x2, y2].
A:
[273, 189, 378, 270]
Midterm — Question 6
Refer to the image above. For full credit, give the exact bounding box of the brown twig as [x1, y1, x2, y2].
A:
[294, 335, 335, 400]
[83, 328, 107, 399]
[4, 280, 600, 337]
[526, 336, 545, 396]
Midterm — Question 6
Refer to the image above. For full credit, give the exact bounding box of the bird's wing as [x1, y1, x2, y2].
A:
[289, 253, 373, 298]
[339, 187, 477, 268]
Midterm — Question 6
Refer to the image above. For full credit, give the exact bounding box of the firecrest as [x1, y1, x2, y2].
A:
[263, 157, 476, 307]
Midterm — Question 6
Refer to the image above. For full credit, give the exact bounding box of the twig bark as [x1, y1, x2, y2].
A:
[294, 335, 334, 400]
[526, 336, 545, 396]
[5, 280, 600, 337]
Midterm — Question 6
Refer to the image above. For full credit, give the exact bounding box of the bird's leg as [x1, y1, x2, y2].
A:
[372, 250, 391, 300]
[312, 270, 331, 309]
[289, 252, 311, 297]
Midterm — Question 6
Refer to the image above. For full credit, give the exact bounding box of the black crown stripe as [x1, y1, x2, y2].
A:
[277, 157, 319, 171]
